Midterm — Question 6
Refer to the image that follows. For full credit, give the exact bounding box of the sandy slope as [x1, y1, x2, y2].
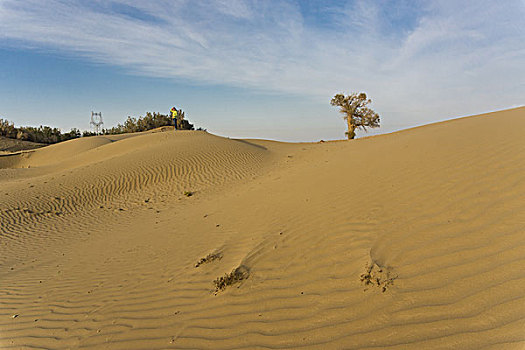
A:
[1, 108, 524, 349]
[0, 136, 44, 153]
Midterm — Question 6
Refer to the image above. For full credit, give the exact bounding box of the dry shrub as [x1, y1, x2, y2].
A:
[214, 265, 250, 292]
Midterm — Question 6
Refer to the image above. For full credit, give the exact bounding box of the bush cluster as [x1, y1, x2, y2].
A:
[103, 112, 194, 135]
[0, 118, 80, 144]
[0, 111, 198, 144]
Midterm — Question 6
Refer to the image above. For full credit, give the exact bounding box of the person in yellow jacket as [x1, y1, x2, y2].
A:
[170, 107, 178, 128]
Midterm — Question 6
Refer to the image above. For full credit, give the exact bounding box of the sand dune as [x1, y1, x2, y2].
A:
[1, 108, 524, 349]
[0, 137, 44, 154]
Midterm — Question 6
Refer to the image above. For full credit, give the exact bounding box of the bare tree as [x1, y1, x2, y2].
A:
[330, 92, 380, 139]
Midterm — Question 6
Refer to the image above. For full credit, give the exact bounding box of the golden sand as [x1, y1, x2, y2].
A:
[1, 108, 524, 349]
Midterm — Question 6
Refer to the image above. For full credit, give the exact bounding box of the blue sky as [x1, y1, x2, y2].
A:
[1, 0, 524, 141]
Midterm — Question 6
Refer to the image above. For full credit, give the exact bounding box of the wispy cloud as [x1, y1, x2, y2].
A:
[1, 0, 524, 130]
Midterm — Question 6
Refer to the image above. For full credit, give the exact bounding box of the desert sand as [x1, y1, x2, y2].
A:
[1, 107, 524, 349]
[0, 137, 44, 153]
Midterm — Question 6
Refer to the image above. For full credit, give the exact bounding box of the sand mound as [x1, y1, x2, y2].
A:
[0, 131, 271, 260]
[1, 108, 524, 349]
[0, 136, 45, 153]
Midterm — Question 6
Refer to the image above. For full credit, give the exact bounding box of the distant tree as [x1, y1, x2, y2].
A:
[63, 128, 81, 140]
[0, 119, 16, 138]
[330, 92, 380, 139]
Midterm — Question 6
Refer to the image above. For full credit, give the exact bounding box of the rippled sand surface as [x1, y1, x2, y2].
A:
[1, 108, 524, 349]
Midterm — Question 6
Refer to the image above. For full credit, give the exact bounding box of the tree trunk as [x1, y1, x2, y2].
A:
[346, 120, 356, 139]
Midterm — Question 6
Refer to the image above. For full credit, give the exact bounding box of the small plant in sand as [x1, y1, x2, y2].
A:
[330, 92, 380, 139]
[360, 262, 397, 293]
[214, 265, 250, 292]
[195, 252, 223, 268]
[183, 191, 193, 197]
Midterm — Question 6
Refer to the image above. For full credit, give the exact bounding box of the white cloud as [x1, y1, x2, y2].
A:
[1, 0, 524, 134]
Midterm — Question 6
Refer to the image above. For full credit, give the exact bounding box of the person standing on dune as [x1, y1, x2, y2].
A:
[170, 107, 178, 129]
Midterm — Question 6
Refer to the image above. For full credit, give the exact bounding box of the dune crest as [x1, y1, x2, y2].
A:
[1, 108, 524, 349]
